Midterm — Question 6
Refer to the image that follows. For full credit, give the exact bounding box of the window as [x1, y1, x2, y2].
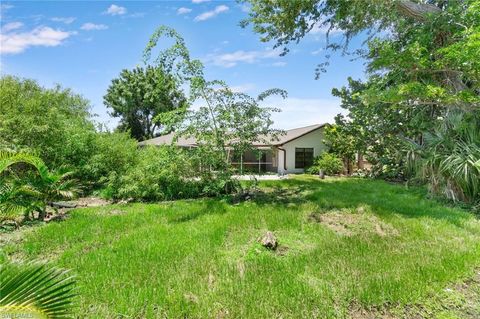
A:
[295, 148, 314, 169]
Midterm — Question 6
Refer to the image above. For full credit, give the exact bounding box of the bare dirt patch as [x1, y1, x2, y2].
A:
[69, 197, 111, 208]
[309, 207, 398, 237]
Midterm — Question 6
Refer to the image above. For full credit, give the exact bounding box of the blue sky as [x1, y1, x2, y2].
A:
[1, 1, 367, 129]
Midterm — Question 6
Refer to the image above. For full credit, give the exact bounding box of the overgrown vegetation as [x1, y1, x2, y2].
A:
[306, 153, 344, 176]
[3, 176, 479, 318]
[0, 26, 287, 223]
[0, 151, 79, 223]
[0, 76, 137, 189]
[243, 0, 480, 205]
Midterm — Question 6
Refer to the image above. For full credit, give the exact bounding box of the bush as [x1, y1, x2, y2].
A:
[105, 146, 238, 201]
[0, 76, 141, 191]
[0, 76, 96, 171]
[82, 132, 138, 187]
[307, 153, 343, 176]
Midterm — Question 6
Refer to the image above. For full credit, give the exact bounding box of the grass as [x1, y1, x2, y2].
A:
[2, 176, 480, 318]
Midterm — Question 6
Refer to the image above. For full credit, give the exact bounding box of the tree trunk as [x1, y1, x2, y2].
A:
[357, 152, 364, 169]
[396, 1, 467, 97]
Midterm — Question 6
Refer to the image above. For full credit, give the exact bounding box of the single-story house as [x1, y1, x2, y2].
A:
[139, 124, 328, 174]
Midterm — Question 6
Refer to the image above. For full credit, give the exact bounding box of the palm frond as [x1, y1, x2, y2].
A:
[0, 151, 48, 177]
[0, 262, 76, 318]
[406, 110, 480, 203]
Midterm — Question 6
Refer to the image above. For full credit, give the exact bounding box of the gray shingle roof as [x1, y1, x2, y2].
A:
[138, 123, 326, 147]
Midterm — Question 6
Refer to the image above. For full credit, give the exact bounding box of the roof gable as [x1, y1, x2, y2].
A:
[138, 123, 327, 147]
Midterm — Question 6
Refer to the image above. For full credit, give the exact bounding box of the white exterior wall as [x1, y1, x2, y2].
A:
[277, 128, 326, 174]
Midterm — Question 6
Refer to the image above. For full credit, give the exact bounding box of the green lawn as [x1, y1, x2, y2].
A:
[2, 176, 480, 318]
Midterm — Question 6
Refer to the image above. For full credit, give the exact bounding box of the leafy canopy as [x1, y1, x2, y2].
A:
[104, 66, 188, 141]
[143, 26, 287, 179]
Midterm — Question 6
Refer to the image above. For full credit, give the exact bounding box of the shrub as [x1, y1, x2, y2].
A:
[307, 153, 343, 176]
[106, 146, 236, 201]
[0, 76, 141, 191]
[106, 146, 193, 201]
[82, 132, 138, 187]
[0, 76, 96, 171]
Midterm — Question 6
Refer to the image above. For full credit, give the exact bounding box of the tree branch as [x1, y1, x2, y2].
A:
[396, 0, 441, 21]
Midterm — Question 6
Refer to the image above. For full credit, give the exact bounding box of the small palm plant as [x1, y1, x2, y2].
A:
[0, 150, 80, 222]
[0, 182, 40, 224]
[0, 262, 76, 318]
[26, 168, 80, 220]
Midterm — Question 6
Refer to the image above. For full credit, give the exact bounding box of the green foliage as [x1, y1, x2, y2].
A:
[169, 80, 286, 175]
[81, 132, 138, 187]
[407, 111, 480, 203]
[8, 177, 480, 317]
[0, 261, 75, 318]
[243, 0, 480, 203]
[0, 76, 96, 170]
[0, 151, 79, 222]
[106, 146, 235, 201]
[307, 153, 343, 175]
[143, 26, 286, 190]
[0, 76, 140, 190]
[104, 66, 188, 141]
[25, 168, 80, 220]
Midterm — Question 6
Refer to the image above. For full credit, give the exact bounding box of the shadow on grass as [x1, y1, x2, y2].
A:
[248, 184, 309, 206]
[169, 199, 228, 223]
[245, 177, 475, 228]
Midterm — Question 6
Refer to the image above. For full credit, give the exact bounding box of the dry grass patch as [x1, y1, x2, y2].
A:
[309, 206, 399, 237]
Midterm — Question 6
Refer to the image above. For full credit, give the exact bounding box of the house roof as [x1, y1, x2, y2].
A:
[138, 123, 327, 147]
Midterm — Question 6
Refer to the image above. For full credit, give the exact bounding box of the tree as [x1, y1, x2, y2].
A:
[0, 76, 140, 189]
[104, 66, 187, 141]
[406, 111, 480, 203]
[143, 26, 287, 186]
[0, 76, 96, 173]
[323, 124, 357, 175]
[331, 77, 441, 179]
[241, 0, 478, 106]
[168, 81, 286, 175]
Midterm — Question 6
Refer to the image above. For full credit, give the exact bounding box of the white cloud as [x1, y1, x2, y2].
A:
[51, 17, 76, 24]
[0, 4, 13, 11]
[263, 97, 344, 129]
[230, 83, 255, 93]
[80, 23, 108, 31]
[177, 7, 192, 15]
[104, 4, 127, 16]
[1, 21, 23, 32]
[0, 26, 72, 54]
[206, 48, 281, 68]
[192, 0, 210, 3]
[194, 5, 228, 22]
